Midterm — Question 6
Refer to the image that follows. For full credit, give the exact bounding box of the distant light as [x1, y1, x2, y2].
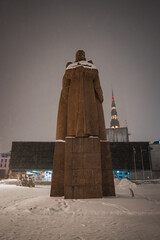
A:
[117, 170, 119, 173]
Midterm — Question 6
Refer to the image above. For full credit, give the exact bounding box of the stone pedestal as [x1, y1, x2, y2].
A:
[50, 138, 115, 199]
[64, 137, 103, 199]
[101, 141, 115, 196]
[50, 142, 65, 197]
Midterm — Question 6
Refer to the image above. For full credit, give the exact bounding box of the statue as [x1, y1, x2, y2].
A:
[56, 50, 106, 140]
[51, 50, 115, 199]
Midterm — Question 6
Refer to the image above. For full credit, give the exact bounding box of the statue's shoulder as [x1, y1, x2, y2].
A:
[65, 62, 73, 75]
[85, 60, 97, 70]
[66, 62, 78, 70]
[88, 61, 98, 74]
[65, 60, 98, 71]
[66, 62, 72, 68]
[88, 60, 93, 64]
[88, 60, 98, 72]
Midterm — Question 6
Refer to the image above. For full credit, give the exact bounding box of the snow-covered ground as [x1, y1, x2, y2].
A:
[0, 179, 160, 240]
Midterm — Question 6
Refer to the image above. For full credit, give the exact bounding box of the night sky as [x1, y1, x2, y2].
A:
[0, 0, 160, 152]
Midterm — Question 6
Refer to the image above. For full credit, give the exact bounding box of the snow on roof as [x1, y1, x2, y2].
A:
[66, 60, 97, 70]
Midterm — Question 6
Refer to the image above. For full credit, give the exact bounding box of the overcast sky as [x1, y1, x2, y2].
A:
[0, 0, 160, 152]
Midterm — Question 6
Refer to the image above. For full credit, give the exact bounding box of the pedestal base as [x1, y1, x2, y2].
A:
[50, 142, 65, 197]
[64, 137, 102, 199]
[50, 137, 115, 199]
[101, 142, 115, 196]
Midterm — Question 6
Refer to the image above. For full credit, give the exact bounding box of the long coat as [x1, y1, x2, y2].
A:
[56, 61, 106, 140]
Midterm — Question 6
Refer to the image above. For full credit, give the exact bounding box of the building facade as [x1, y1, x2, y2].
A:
[150, 143, 160, 178]
[0, 152, 11, 179]
[10, 141, 152, 180]
[106, 127, 129, 142]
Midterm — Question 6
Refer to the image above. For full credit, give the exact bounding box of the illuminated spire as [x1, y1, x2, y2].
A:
[110, 90, 120, 128]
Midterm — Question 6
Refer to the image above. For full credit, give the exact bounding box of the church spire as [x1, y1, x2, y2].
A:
[110, 90, 120, 128]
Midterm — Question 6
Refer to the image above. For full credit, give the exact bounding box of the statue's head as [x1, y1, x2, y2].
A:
[75, 50, 86, 62]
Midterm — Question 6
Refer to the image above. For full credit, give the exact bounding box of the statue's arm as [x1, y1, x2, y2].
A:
[94, 72, 104, 103]
[61, 72, 70, 101]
